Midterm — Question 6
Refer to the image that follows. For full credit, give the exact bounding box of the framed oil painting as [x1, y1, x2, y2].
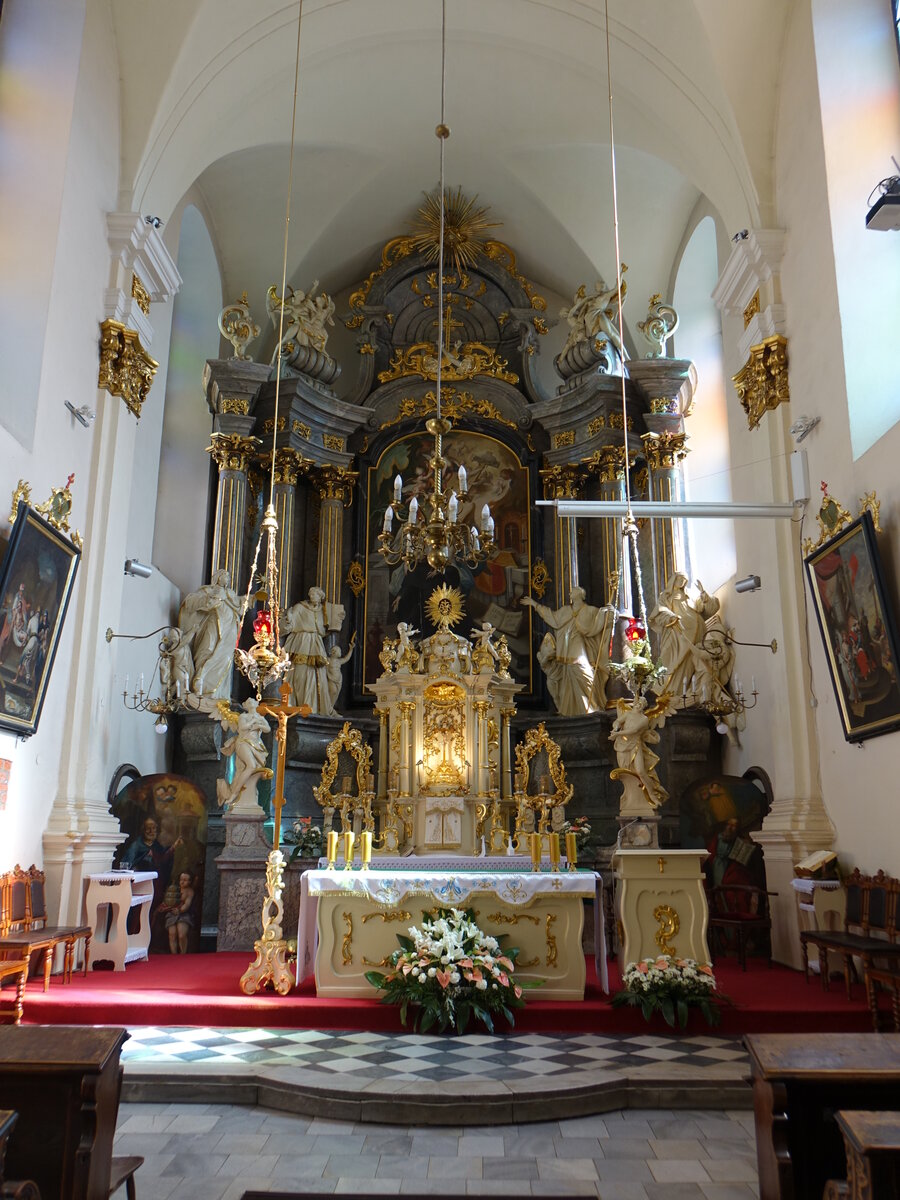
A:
[805, 511, 900, 742]
[361, 428, 535, 694]
[0, 503, 80, 737]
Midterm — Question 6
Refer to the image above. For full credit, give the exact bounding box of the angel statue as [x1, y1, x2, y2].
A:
[214, 697, 273, 815]
[637, 293, 679, 358]
[609, 691, 676, 816]
[559, 272, 628, 360]
[266, 281, 336, 363]
[470, 622, 500, 673]
[325, 633, 357, 715]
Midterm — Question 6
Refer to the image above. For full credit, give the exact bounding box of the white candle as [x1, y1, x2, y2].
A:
[140, 672, 144, 693]
[124, 673, 129, 694]
[448, 491, 458, 522]
[471, 526, 480, 549]
[393, 474, 403, 503]
[751, 675, 757, 694]
[458, 465, 467, 494]
[480, 503, 491, 532]
[383, 505, 393, 533]
[486, 515, 494, 537]
[409, 496, 419, 523]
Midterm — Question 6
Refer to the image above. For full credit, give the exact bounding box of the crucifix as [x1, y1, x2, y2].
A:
[239, 680, 312, 997]
[431, 301, 465, 350]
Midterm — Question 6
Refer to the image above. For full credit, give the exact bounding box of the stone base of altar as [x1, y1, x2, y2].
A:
[297, 868, 606, 1002]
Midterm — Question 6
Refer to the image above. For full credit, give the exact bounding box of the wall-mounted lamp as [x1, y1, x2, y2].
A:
[735, 574, 761, 594]
[124, 559, 153, 579]
[64, 401, 95, 428]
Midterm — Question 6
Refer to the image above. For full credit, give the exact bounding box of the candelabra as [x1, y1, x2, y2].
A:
[378, 416, 495, 571]
[120, 675, 175, 734]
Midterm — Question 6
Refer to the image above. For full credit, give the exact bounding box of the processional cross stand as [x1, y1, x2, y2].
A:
[239, 680, 311, 996]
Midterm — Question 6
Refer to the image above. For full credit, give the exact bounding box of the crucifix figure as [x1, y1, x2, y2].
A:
[431, 301, 465, 349]
[239, 680, 312, 996]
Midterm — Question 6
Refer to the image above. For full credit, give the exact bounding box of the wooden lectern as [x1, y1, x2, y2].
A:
[615, 849, 710, 964]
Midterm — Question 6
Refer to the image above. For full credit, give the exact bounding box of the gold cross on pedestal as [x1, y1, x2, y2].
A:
[239, 680, 312, 998]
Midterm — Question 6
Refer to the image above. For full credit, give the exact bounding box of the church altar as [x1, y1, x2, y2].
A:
[296, 865, 607, 1001]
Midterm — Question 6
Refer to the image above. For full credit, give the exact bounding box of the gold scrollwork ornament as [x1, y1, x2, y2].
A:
[345, 560, 366, 598]
[653, 903, 680, 956]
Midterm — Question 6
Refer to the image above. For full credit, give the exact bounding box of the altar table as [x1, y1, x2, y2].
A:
[296, 867, 606, 1000]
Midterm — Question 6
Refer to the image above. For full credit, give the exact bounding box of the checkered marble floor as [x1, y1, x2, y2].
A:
[122, 1027, 747, 1082]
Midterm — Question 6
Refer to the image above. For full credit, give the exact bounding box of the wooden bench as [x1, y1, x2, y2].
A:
[823, 1111, 900, 1200]
[0, 1109, 41, 1198]
[0, 867, 91, 987]
[865, 964, 900, 1032]
[799, 869, 900, 1002]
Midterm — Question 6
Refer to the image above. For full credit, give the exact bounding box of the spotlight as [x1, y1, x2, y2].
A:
[731, 229, 749, 244]
[64, 401, 95, 427]
[144, 215, 164, 229]
[124, 559, 153, 579]
[735, 575, 761, 594]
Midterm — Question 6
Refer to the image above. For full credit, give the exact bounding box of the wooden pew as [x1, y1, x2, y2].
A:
[0, 1109, 41, 1198]
[824, 1111, 900, 1200]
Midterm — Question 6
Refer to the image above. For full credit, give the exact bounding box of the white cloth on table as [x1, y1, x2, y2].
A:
[295, 868, 608, 992]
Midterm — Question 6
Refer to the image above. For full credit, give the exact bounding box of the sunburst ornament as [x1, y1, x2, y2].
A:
[410, 187, 500, 276]
[426, 584, 465, 631]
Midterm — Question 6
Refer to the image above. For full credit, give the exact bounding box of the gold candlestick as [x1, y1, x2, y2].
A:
[343, 830, 355, 869]
[529, 832, 542, 872]
[549, 832, 561, 872]
[326, 831, 339, 869]
[360, 831, 372, 869]
[566, 831, 578, 871]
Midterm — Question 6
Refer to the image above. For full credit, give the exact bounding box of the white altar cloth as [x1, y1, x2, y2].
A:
[296, 867, 608, 993]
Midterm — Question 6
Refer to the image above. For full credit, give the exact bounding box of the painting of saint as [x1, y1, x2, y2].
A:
[363, 430, 533, 692]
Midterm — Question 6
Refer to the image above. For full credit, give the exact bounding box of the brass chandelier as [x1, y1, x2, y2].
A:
[377, 0, 495, 575]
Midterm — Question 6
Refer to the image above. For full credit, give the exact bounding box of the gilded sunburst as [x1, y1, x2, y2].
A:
[426, 584, 465, 630]
[409, 187, 500, 276]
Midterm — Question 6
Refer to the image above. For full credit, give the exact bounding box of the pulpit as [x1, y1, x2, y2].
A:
[615, 849, 710, 964]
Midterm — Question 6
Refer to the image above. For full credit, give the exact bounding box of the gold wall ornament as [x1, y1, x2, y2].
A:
[487, 912, 540, 926]
[801, 482, 881, 554]
[376, 341, 518, 385]
[545, 913, 559, 968]
[513, 722, 574, 808]
[131, 273, 151, 316]
[264, 416, 286, 435]
[608, 411, 633, 431]
[221, 396, 250, 415]
[859, 491, 882, 532]
[218, 292, 260, 360]
[650, 398, 679, 415]
[98, 318, 158, 419]
[409, 186, 500, 276]
[554, 430, 576, 449]
[207, 433, 261, 474]
[533, 317, 549, 335]
[359, 342, 376, 355]
[380, 387, 517, 431]
[271, 447, 310, 486]
[587, 415, 606, 437]
[422, 681, 468, 794]
[292, 419, 312, 439]
[313, 721, 375, 810]
[529, 559, 551, 599]
[642, 432, 689, 472]
[346, 235, 416, 328]
[653, 903, 680, 955]
[581, 445, 634, 483]
[361, 910, 412, 924]
[323, 433, 346, 452]
[345, 559, 366, 598]
[341, 912, 353, 965]
[733, 333, 790, 430]
[313, 464, 357, 506]
[9, 475, 83, 549]
[742, 288, 760, 329]
[540, 465, 582, 500]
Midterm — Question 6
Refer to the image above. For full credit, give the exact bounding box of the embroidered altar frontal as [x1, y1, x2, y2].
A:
[297, 869, 606, 1002]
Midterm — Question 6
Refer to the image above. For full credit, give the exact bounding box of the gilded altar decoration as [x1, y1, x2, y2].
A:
[732, 333, 790, 430]
[206, 432, 261, 474]
[9, 475, 83, 550]
[313, 722, 376, 834]
[545, 913, 558, 968]
[377, 341, 518, 385]
[218, 291, 260, 360]
[587, 415, 606, 436]
[346, 235, 416, 328]
[801, 482, 882, 555]
[380, 388, 517, 431]
[98, 318, 159, 419]
[131, 273, 151, 316]
[266, 280, 335, 355]
[554, 430, 575, 449]
[642, 431, 688, 471]
[341, 912, 353, 965]
[422, 682, 467, 795]
[426, 583, 465, 631]
[529, 559, 550, 600]
[409, 187, 500, 276]
[323, 434, 345, 452]
[742, 289, 760, 328]
[221, 396, 250, 415]
[482, 239, 548, 311]
[637, 294, 679, 359]
[239, 849, 294, 996]
[345, 559, 366, 598]
[653, 904, 680, 955]
[513, 722, 573, 807]
[292, 419, 311, 439]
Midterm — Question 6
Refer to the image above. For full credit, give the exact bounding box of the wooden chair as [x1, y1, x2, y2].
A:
[0, 872, 61, 993]
[799, 870, 900, 998]
[24, 867, 91, 982]
[107, 1155, 142, 1200]
[708, 884, 777, 970]
[0, 961, 29, 1026]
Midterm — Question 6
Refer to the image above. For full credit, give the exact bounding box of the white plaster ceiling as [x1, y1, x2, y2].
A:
[110, 0, 790, 345]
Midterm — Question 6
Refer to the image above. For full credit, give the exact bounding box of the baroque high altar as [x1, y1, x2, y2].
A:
[176, 190, 728, 950]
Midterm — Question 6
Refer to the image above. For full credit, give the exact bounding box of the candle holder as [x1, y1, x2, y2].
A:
[549, 832, 561, 873]
[360, 831, 372, 870]
[529, 832, 542, 873]
[343, 830, 355, 869]
[326, 831, 339, 870]
[565, 831, 578, 872]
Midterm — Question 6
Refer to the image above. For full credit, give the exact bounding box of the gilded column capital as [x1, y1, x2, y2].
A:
[98, 318, 159, 419]
[581, 445, 637, 484]
[206, 432, 261, 473]
[641, 431, 688, 471]
[539, 464, 583, 500]
[732, 334, 790, 430]
[312, 464, 358, 506]
[270, 447, 312, 486]
[473, 700, 490, 717]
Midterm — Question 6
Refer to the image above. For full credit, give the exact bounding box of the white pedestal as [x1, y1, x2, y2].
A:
[83, 870, 157, 971]
[615, 849, 710, 965]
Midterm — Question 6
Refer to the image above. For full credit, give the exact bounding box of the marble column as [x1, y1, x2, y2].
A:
[312, 465, 357, 606]
[207, 433, 260, 591]
[474, 701, 491, 798]
[270, 448, 308, 613]
[500, 706, 515, 800]
[398, 701, 415, 798]
[641, 431, 689, 596]
[589, 446, 638, 609]
[375, 707, 389, 802]
[539, 465, 582, 608]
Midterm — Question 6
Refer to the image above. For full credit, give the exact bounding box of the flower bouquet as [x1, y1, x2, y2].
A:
[562, 815, 592, 854]
[283, 816, 323, 863]
[365, 906, 540, 1034]
[611, 955, 723, 1029]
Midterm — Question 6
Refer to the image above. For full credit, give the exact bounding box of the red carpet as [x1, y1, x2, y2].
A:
[19, 954, 876, 1035]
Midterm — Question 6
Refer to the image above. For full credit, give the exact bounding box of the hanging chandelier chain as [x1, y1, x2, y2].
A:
[435, 0, 448, 426]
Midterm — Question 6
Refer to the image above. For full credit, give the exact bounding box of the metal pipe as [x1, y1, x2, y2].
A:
[536, 499, 802, 520]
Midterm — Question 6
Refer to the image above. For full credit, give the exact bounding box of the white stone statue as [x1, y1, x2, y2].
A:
[395, 623, 419, 672]
[215, 697, 273, 815]
[267, 281, 335, 361]
[470, 622, 500, 673]
[610, 695, 667, 813]
[178, 570, 242, 699]
[158, 627, 193, 700]
[560, 275, 627, 359]
[324, 633, 357, 716]
[637, 293, 679, 358]
[281, 586, 346, 712]
[523, 587, 616, 716]
[217, 292, 260, 361]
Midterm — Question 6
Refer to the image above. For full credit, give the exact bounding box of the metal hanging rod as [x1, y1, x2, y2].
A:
[536, 499, 803, 520]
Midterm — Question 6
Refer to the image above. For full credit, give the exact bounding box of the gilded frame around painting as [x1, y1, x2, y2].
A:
[0, 503, 81, 737]
[804, 511, 900, 742]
